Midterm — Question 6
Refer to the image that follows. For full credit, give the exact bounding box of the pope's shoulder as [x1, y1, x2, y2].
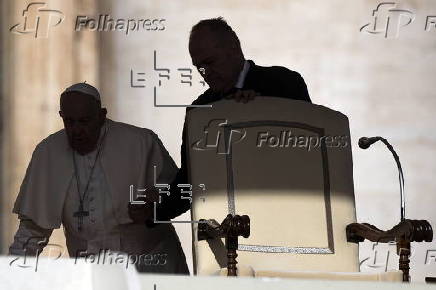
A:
[105, 119, 158, 140]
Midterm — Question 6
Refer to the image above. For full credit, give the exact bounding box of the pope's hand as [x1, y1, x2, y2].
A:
[128, 187, 160, 224]
[225, 89, 260, 103]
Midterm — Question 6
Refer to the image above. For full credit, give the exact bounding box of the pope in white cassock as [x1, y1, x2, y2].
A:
[9, 83, 189, 274]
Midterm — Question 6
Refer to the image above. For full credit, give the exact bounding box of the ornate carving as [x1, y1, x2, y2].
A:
[346, 219, 433, 281]
[198, 214, 250, 276]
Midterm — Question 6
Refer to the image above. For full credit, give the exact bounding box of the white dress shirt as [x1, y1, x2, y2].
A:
[235, 60, 250, 89]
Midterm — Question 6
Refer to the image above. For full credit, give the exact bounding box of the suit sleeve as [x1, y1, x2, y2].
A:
[294, 72, 311, 102]
[154, 122, 191, 221]
[277, 70, 311, 103]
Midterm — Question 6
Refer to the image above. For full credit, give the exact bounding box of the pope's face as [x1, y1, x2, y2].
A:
[189, 29, 244, 94]
[59, 92, 106, 155]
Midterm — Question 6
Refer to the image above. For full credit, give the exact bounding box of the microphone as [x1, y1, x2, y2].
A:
[358, 137, 381, 149]
[358, 136, 406, 221]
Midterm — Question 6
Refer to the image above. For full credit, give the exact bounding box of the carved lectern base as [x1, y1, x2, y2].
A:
[346, 219, 433, 282]
[198, 214, 250, 276]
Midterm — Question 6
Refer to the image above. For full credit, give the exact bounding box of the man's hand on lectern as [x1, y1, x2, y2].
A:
[226, 89, 260, 103]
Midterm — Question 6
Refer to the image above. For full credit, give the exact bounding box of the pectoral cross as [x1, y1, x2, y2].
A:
[73, 203, 89, 231]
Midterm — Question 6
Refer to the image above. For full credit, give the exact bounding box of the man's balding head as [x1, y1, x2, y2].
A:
[189, 17, 245, 94]
[189, 17, 241, 52]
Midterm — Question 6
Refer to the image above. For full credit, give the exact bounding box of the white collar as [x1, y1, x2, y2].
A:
[235, 60, 250, 89]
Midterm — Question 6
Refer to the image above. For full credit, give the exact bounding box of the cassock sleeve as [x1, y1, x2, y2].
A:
[9, 215, 53, 256]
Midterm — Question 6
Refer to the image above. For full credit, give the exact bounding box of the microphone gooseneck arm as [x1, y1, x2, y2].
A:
[354, 136, 432, 282]
[378, 137, 405, 221]
[359, 136, 406, 221]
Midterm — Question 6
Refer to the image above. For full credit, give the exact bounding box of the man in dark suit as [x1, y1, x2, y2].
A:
[188, 18, 311, 105]
[191, 59, 310, 105]
[129, 17, 311, 223]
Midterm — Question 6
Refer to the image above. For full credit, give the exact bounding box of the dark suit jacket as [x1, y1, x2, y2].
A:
[156, 60, 311, 220]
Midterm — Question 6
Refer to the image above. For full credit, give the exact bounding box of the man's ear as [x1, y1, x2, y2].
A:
[59, 110, 63, 118]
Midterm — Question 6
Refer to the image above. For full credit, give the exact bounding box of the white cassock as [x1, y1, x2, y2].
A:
[9, 119, 189, 274]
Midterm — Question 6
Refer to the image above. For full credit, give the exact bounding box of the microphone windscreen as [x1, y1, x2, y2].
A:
[358, 137, 371, 149]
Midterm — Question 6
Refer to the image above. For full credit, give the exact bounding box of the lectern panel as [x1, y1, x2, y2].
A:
[187, 97, 358, 275]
